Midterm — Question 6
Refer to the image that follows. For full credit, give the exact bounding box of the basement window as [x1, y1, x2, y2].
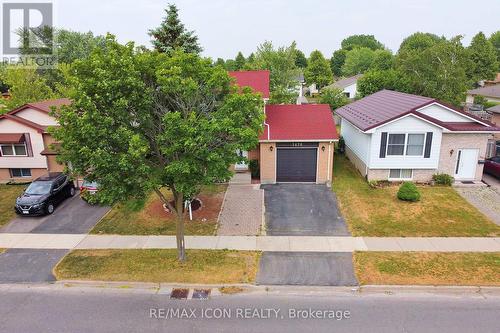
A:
[389, 169, 413, 180]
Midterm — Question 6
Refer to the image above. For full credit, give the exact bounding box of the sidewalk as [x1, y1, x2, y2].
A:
[1, 234, 499, 252]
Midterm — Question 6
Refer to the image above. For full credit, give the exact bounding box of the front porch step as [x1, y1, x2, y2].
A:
[452, 180, 487, 188]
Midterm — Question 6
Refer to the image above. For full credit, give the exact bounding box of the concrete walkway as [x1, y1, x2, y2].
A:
[1, 234, 499, 252]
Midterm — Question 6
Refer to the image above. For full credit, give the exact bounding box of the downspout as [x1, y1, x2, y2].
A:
[263, 104, 270, 140]
[327, 141, 332, 186]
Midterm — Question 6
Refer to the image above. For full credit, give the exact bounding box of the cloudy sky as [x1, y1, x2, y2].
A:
[55, 0, 499, 59]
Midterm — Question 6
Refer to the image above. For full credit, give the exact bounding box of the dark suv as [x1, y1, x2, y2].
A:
[15, 173, 75, 216]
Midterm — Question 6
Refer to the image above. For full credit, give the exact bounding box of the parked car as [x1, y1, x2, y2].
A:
[14, 172, 75, 216]
[80, 179, 100, 203]
[484, 156, 500, 179]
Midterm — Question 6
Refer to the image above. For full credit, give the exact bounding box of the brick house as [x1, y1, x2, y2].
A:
[229, 70, 338, 185]
[336, 90, 500, 182]
[0, 99, 70, 182]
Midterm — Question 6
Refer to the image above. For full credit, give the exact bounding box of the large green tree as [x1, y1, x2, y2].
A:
[294, 49, 308, 68]
[341, 47, 375, 76]
[330, 49, 347, 77]
[467, 32, 498, 82]
[341, 34, 384, 51]
[149, 4, 202, 54]
[248, 41, 300, 103]
[490, 31, 500, 70]
[396, 36, 469, 106]
[304, 50, 332, 88]
[0, 66, 56, 113]
[371, 49, 394, 71]
[53, 36, 263, 261]
[398, 32, 443, 55]
[357, 69, 410, 97]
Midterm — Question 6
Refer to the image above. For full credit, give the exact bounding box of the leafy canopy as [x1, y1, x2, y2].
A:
[330, 49, 347, 77]
[341, 47, 375, 76]
[304, 50, 332, 88]
[467, 32, 498, 83]
[53, 35, 263, 209]
[149, 4, 202, 54]
[319, 87, 349, 110]
[294, 49, 308, 68]
[489, 31, 500, 70]
[341, 34, 384, 51]
[247, 41, 300, 104]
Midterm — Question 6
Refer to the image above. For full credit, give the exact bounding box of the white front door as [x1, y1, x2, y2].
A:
[454, 149, 478, 180]
[235, 150, 248, 171]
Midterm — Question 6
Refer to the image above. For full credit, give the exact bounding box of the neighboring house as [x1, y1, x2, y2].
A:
[487, 104, 500, 144]
[0, 98, 70, 182]
[322, 74, 363, 99]
[336, 90, 500, 182]
[466, 85, 500, 105]
[229, 70, 338, 184]
[481, 73, 500, 87]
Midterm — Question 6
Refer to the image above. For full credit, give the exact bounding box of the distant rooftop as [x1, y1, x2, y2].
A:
[228, 70, 270, 99]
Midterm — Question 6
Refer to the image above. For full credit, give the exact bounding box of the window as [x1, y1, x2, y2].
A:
[10, 168, 31, 177]
[344, 92, 350, 98]
[406, 134, 425, 156]
[387, 134, 406, 155]
[1, 143, 27, 156]
[386, 133, 427, 157]
[389, 169, 413, 180]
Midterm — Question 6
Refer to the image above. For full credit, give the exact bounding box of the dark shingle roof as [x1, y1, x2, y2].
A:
[323, 74, 363, 91]
[336, 90, 500, 132]
[467, 85, 500, 99]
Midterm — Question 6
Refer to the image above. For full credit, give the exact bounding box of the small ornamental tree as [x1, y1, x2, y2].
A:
[53, 36, 264, 261]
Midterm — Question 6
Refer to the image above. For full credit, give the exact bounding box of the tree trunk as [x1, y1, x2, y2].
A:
[175, 192, 186, 262]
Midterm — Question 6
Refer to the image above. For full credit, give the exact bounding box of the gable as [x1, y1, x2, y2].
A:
[0, 116, 40, 133]
[376, 114, 443, 132]
[417, 103, 473, 123]
[14, 107, 58, 126]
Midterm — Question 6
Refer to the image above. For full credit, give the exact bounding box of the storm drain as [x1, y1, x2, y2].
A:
[192, 289, 211, 299]
[170, 288, 189, 299]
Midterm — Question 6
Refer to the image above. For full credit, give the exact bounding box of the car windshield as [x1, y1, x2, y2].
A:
[82, 180, 99, 188]
[25, 181, 52, 195]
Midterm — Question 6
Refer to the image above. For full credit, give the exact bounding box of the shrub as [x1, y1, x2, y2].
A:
[337, 136, 345, 154]
[368, 180, 379, 188]
[397, 182, 421, 202]
[249, 159, 260, 178]
[432, 173, 454, 186]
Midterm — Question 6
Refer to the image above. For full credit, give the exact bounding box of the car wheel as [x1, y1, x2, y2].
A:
[46, 203, 55, 215]
[68, 187, 75, 197]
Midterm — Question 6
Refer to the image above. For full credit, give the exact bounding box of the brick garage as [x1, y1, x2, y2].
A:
[257, 104, 338, 185]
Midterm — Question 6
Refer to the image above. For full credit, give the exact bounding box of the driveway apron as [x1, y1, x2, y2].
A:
[256, 252, 358, 286]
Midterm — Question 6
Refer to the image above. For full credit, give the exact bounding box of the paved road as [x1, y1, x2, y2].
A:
[257, 252, 358, 286]
[0, 286, 498, 332]
[262, 184, 349, 236]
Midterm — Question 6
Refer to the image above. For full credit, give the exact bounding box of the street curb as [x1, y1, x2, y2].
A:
[2, 281, 499, 297]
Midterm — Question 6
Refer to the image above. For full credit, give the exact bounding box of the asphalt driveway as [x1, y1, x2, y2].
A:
[0, 193, 110, 234]
[261, 184, 350, 236]
[0, 193, 109, 283]
[256, 252, 358, 286]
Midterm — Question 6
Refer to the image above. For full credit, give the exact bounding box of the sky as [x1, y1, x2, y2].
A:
[54, 0, 500, 59]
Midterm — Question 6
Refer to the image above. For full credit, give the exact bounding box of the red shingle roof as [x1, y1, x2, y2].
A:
[260, 104, 338, 141]
[336, 90, 500, 132]
[228, 70, 270, 98]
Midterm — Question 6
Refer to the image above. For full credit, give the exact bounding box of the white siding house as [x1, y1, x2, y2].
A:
[336, 90, 500, 182]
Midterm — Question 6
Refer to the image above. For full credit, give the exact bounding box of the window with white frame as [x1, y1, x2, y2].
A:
[389, 169, 413, 180]
[387, 134, 406, 155]
[10, 168, 31, 177]
[406, 134, 425, 156]
[386, 133, 426, 156]
[0, 143, 27, 156]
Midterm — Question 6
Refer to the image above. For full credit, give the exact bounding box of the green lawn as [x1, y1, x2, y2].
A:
[54, 249, 260, 284]
[91, 184, 227, 235]
[332, 155, 500, 236]
[354, 252, 500, 286]
[0, 184, 25, 227]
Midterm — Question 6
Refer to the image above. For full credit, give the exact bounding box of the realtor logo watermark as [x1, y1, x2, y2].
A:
[1, 0, 57, 67]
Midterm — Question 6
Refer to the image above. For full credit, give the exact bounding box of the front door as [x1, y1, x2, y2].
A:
[454, 148, 478, 180]
[234, 150, 248, 171]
